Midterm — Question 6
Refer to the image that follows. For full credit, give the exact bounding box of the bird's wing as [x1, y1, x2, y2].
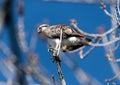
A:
[64, 25, 85, 37]
[49, 24, 85, 38]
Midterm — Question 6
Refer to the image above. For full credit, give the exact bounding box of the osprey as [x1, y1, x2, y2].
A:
[37, 24, 91, 55]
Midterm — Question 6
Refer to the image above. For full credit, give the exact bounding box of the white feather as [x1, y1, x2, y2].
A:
[42, 27, 47, 31]
[47, 38, 60, 49]
[68, 37, 77, 43]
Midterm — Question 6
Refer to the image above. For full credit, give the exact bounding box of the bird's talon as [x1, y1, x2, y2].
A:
[48, 48, 59, 56]
[52, 51, 58, 57]
[48, 48, 54, 52]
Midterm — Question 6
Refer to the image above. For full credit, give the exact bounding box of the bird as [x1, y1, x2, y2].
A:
[37, 24, 91, 55]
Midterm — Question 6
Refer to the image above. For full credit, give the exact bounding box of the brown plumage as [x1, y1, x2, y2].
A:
[38, 24, 85, 38]
[37, 24, 91, 53]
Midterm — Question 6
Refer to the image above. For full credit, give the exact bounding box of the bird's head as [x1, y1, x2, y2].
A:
[37, 24, 49, 33]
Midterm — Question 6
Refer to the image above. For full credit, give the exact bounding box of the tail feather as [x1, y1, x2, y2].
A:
[86, 38, 92, 42]
[80, 37, 92, 45]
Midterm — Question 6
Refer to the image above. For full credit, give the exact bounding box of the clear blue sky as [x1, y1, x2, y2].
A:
[0, 0, 119, 85]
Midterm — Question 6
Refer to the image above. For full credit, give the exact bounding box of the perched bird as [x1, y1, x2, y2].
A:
[37, 24, 91, 55]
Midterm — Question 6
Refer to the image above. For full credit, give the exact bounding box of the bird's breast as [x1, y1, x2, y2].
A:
[47, 38, 60, 48]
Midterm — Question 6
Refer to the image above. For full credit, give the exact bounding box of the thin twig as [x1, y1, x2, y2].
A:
[103, 9, 115, 20]
[17, 2, 28, 53]
[52, 75, 57, 85]
[79, 46, 96, 59]
[0, 41, 16, 62]
[72, 24, 119, 38]
[100, 2, 115, 20]
[89, 37, 120, 47]
[106, 72, 120, 83]
[79, 37, 101, 59]
[53, 55, 66, 85]
[117, 0, 120, 16]
[26, 55, 52, 85]
[30, 31, 38, 51]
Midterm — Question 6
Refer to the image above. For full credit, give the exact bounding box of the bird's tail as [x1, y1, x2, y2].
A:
[85, 38, 92, 42]
[80, 37, 92, 45]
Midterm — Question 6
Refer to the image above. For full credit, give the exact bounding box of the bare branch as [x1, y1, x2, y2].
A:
[100, 2, 115, 20]
[30, 31, 38, 51]
[79, 46, 96, 59]
[52, 75, 57, 85]
[17, 12, 28, 53]
[72, 24, 119, 38]
[117, 0, 120, 16]
[79, 38, 101, 59]
[106, 72, 120, 83]
[0, 41, 17, 62]
[89, 37, 120, 47]
[52, 55, 66, 85]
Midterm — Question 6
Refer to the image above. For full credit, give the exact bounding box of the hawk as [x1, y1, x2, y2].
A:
[37, 24, 91, 55]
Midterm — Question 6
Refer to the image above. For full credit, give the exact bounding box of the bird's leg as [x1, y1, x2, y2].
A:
[49, 39, 62, 62]
[57, 29, 63, 56]
[51, 29, 63, 57]
[48, 28, 63, 58]
[55, 41, 60, 50]
[48, 47, 57, 62]
[50, 39, 60, 56]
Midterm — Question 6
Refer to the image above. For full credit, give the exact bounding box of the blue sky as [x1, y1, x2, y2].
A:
[29, 1, 112, 85]
[0, 0, 119, 85]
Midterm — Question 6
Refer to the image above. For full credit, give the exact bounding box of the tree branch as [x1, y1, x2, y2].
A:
[72, 24, 119, 38]
[52, 55, 66, 85]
